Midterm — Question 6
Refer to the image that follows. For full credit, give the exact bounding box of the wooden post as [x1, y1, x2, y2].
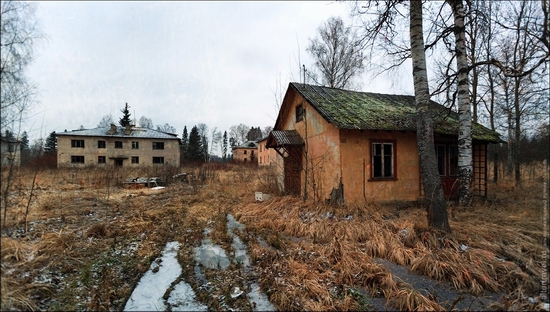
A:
[493, 152, 498, 184]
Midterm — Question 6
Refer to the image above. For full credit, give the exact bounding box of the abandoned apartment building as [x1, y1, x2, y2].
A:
[56, 124, 180, 167]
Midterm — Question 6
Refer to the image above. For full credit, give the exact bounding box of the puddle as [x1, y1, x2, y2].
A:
[373, 258, 503, 310]
[193, 229, 231, 270]
[125, 241, 206, 311]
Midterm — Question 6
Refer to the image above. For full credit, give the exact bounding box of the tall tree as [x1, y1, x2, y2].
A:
[354, 1, 450, 231]
[0, 0, 44, 132]
[229, 123, 249, 146]
[246, 126, 262, 142]
[187, 126, 204, 161]
[139, 116, 154, 129]
[181, 126, 188, 159]
[44, 131, 56, 154]
[97, 114, 114, 128]
[307, 16, 366, 89]
[446, 0, 473, 207]
[119, 103, 131, 127]
[410, 0, 451, 231]
[20, 130, 29, 164]
[222, 130, 228, 162]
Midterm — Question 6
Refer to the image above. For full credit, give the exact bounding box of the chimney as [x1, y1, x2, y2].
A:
[109, 124, 117, 135]
[124, 124, 133, 135]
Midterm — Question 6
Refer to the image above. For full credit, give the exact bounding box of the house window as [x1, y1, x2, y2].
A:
[436, 145, 446, 176]
[371, 141, 395, 179]
[153, 157, 164, 164]
[296, 105, 304, 122]
[132, 141, 139, 149]
[71, 156, 85, 163]
[71, 140, 84, 148]
[8, 144, 15, 152]
[98, 156, 106, 164]
[244, 150, 247, 155]
[98, 140, 106, 148]
[131, 156, 139, 164]
[153, 142, 164, 150]
[115, 141, 123, 149]
[449, 145, 459, 176]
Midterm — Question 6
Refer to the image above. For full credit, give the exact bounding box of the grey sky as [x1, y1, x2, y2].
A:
[24, 1, 411, 145]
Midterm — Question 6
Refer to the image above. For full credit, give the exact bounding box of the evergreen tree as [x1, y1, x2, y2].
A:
[222, 131, 228, 162]
[181, 126, 189, 159]
[44, 131, 56, 154]
[20, 131, 29, 164]
[119, 103, 132, 127]
[187, 126, 204, 161]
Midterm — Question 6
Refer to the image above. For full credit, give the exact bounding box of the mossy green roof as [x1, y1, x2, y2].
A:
[291, 83, 502, 143]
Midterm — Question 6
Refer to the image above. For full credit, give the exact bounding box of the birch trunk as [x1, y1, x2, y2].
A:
[410, 0, 451, 232]
[448, 0, 473, 207]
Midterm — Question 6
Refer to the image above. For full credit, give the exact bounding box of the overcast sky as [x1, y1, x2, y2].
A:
[24, 1, 413, 144]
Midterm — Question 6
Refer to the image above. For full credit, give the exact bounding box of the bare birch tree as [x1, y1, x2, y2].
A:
[307, 16, 366, 89]
[353, 1, 451, 231]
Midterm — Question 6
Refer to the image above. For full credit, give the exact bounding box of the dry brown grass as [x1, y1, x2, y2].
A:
[1, 164, 548, 311]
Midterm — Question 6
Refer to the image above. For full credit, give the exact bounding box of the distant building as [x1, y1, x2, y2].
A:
[56, 124, 180, 167]
[232, 141, 258, 163]
[257, 136, 277, 166]
[0, 137, 21, 167]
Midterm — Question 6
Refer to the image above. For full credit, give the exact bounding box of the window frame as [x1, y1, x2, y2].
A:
[71, 140, 85, 148]
[98, 140, 106, 149]
[114, 141, 123, 149]
[98, 156, 106, 164]
[131, 141, 139, 149]
[152, 142, 164, 150]
[71, 155, 85, 164]
[131, 156, 139, 164]
[296, 104, 304, 122]
[152, 156, 164, 164]
[369, 140, 397, 181]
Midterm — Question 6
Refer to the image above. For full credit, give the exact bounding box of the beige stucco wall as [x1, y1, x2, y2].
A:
[278, 94, 342, 201]
[258, 139, 277, 166]
[232, 147, 257, 162]
[57, 135, 180, 167]
[340, 130, 421, 203]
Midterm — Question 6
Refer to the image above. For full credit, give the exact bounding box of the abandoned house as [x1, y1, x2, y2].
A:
[266, 82, 502, 203]
[232, 141, 258, 162]
[56, 124, 180, 167]
[257, 136, 277, 166]
[1, 137, 21, 167]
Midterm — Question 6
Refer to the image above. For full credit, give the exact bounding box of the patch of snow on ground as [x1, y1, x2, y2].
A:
[168, 281, 208, 311]
[248, 282, 277, 311]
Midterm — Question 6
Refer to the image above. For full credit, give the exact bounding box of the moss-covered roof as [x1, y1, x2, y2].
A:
[291, 83, 503, 143]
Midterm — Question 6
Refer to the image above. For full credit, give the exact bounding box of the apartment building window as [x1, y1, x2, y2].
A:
[371, 141, 396, 179]
[115, 141, 123, 149]
[152, 157, 164, 164]
[98, 140, 106, 148]
[132, 141, 139, 149]
[71, 140, 85, 148]
[98, 156, 106, 164]
[131, 156, 139, 164]
[71, 156, 85, 163]
[152, 142, 164, 150]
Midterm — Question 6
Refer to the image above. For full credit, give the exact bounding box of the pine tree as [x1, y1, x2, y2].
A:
[119, 103, 132, 127]
[44, 131, 57, 154]
[20, 131, 29, 164]
[222, 131, 228, 162]
[187, 126, 203, 161]
[181, 126, 189, 159]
